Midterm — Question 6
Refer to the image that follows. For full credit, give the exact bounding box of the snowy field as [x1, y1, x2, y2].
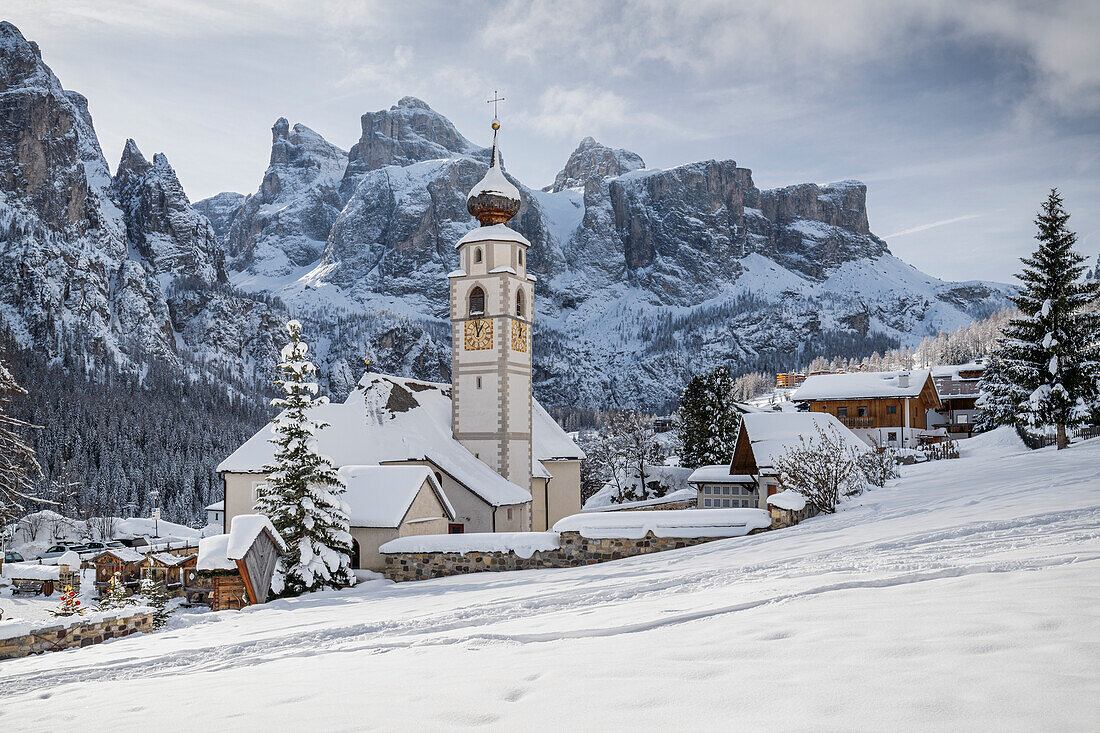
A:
[1, 428, 1098, 731]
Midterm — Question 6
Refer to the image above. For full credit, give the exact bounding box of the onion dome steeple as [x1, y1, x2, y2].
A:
[467, 97, 521, 226]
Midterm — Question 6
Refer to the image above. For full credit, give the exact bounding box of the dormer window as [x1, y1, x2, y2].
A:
[516, 289, 525, 317]
[474, 247, 483, 264]
[469, 286, 485, 316]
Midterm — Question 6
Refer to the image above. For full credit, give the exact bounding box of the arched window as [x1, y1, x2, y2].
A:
[518, 249, 524, 266]
[474, 247, 483, 264]
[469, 286, 485, 315]
[350, 539, 361, 570]
[516, 289, 525, 317]
[434, 471, 443, 487]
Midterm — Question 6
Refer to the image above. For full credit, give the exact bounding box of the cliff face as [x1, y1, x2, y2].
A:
[0, 22, 282, 388]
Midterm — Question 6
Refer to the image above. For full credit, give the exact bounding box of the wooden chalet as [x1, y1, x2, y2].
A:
[929, 362, 986, 438]
[144, 552, 197, 594]
[792, 369, 943, 448]
[196, 515, 285, 611]
[89, 547, 149, 594]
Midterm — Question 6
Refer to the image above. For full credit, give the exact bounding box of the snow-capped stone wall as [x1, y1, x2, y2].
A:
[0, 608, 155, 660]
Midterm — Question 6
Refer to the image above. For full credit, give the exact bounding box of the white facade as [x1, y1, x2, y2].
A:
[450, 228, 534, 489]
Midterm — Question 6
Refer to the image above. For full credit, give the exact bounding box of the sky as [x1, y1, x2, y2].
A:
[5, 0, 1099, 283]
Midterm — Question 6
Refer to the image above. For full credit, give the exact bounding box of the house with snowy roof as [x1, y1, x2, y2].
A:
[216, 117, 584, 572]
[792, 369, 942, 448]
[928, 362, 986, 438]
[688, 413, 868, 508]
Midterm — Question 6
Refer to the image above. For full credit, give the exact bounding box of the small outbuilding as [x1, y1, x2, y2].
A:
[144, 553, 197, 594]
[196, 514, 285, 611]
[89, 547, 149, 594]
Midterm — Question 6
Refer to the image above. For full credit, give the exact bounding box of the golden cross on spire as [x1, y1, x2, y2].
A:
[487, 90, 504, 129]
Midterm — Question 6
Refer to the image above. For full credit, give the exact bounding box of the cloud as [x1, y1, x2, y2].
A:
[515, 85, 678, 141]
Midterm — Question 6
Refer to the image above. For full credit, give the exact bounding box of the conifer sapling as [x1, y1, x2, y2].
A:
[256, 320, 355, 596]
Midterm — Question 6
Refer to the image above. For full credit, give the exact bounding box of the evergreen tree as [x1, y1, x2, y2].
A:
[138, 577, 173, 629]
[678, 367, 741, 468]
[0, 356, 44, 527]
[97, 571, 136, 610]
[255, 320, 354, 596]
[978, 190, 1100, 448]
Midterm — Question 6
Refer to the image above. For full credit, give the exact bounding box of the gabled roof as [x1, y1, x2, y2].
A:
[338, 465, 455, 528]
[739, 413, 869, 472]
[91, 547, 147, 564]
[792, 369, 935, 401]
[218, 372, 581, 507]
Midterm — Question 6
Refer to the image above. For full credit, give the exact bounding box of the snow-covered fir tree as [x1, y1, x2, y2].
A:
[256, 320, 354, 596]
[678, 367, 741, 468]
[978, 190, 1100, 448]
[0, 355, 44, 527]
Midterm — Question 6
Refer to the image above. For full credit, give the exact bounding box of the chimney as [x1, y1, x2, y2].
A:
[898, 372, 910, 389]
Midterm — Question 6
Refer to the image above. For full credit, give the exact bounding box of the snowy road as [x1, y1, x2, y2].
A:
[1, 429, 1098, 731]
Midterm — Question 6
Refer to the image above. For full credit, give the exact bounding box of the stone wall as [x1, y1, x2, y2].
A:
[0, 610, 155, 661]
[382, 530, 760, 582]
[769, 503, 818, 529]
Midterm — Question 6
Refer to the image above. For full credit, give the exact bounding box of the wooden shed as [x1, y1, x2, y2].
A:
[89, 548, 149, 594]
[144, 553, 197, 594]
[196, 514, 285, 611]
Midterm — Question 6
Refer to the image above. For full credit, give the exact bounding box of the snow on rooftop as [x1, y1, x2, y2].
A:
[196, 534, 234, 571]
[217, 372, 571, 507]
[93, 547, 147, 564]
[149, 552, 192, 567]
[687, 465, 747, 483]
[582, 487, 698, 513]
[741, 413, 869, 471]
[455, 223, 531, 249]
[447, 269, 467, 278]
[931, 362, 985, 378]
[489, 265, 517, 274]
[552, 508, 771, 539]
[1, 563, 60, 581]
[467, 156, 521, 203]
[338, 465, 455, 528]
[767, 490, 808, 511]
[793, 369, 933, 400]
[226, 515, 285, 561]
[206, 501, 224, 511]
[379, 532, 560, 559]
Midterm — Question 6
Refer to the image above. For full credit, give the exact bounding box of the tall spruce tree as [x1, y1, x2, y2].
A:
[0, 356, 44, 528]
[978, 190, 1100, 448]
[256, 321, 354, 596]
[678, 367, 741, 468]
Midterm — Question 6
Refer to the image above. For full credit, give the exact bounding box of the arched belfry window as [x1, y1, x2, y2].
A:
[516, 289, 525, 317]
[469, 286, 485, 316]
[518, 249, 524, 266]
[474, 247, 483, 264]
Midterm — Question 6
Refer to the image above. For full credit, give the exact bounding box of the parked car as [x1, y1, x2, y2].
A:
[3, 550, 24, 563]
[79, 540, 128, 555]
[37, 543, 87, 560]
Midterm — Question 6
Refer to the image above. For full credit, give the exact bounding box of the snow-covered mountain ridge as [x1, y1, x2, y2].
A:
[201, 98, 1014, 408]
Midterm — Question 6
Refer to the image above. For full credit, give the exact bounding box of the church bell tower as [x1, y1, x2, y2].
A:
[449, 108, 533, 489]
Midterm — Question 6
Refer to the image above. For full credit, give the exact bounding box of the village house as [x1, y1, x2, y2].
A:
[928, 362, 986, 439]
[205, 501, 224, 527]
[216, 122, 585, 573]
[791, 369, 943, 448]
[688, 413, 868, 508]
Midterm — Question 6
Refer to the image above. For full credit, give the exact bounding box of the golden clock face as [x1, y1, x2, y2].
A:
[511, 320, 528, 352]
[464, 318, 493, 350]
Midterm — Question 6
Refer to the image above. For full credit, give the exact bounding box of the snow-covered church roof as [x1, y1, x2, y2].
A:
[218, 372, 584, 507]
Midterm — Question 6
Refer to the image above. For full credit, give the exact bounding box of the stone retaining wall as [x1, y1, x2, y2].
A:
[0, 611, 155, 661]
[383, 529, 762, 582]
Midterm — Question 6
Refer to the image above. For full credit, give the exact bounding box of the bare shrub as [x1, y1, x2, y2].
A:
[775, 424, 866, 513]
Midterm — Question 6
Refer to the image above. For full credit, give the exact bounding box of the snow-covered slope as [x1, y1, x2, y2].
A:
[2, 430, 1096, 729]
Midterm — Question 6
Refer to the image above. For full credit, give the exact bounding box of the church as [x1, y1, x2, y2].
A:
[216, 115, 585, 571]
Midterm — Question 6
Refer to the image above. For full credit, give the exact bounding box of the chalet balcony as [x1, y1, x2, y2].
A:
[839, 416, 875, 429]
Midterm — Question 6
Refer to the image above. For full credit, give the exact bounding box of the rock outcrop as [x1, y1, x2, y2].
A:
[546, 136, 645, 192]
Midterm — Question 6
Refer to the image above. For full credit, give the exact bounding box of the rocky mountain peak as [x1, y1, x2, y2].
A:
[340, 98, 489, 198]
[547, 137, 645, 192]
[111, 143, 224, 284]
